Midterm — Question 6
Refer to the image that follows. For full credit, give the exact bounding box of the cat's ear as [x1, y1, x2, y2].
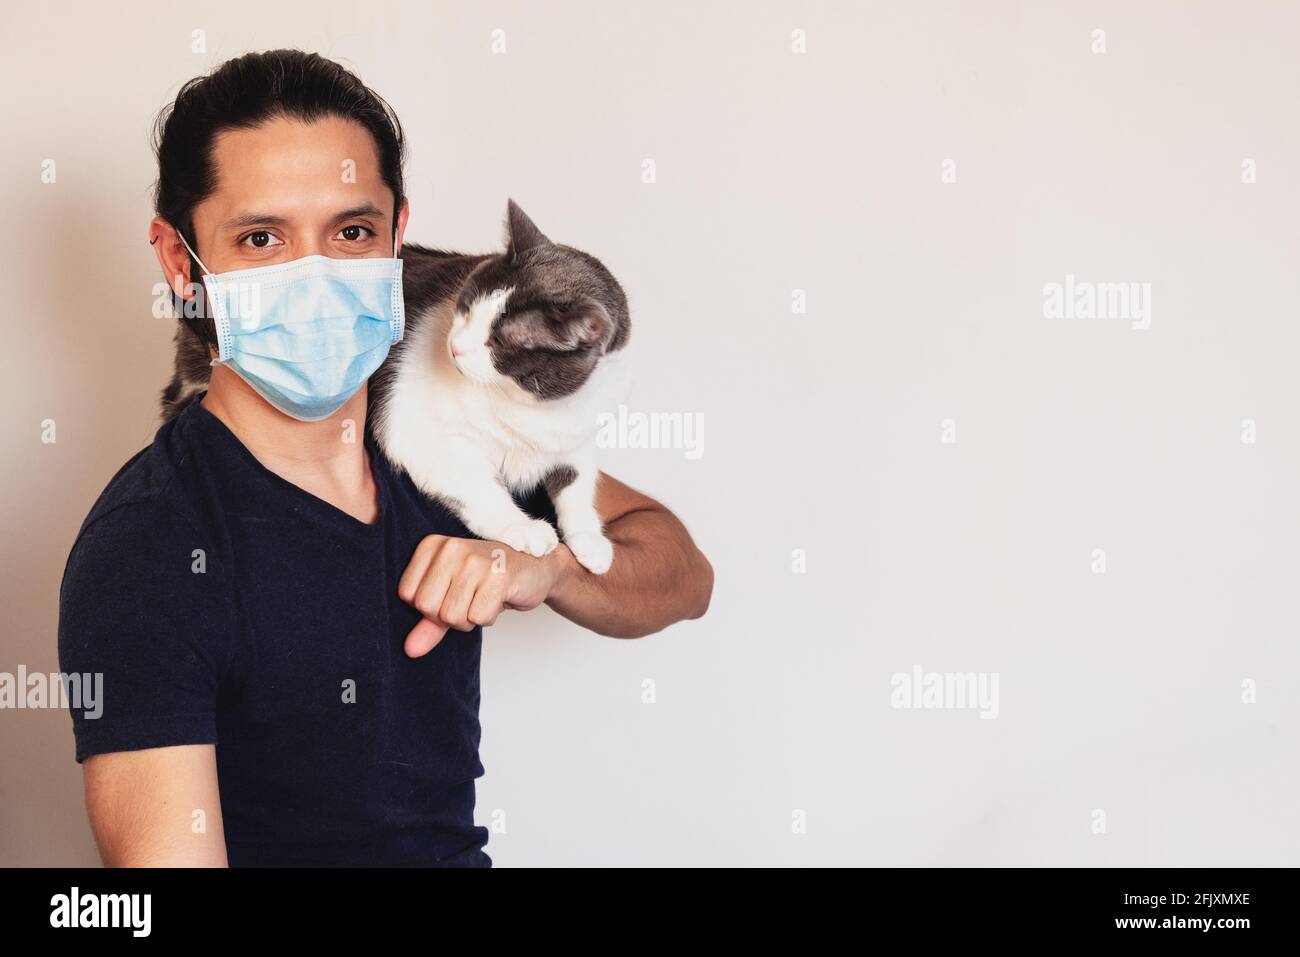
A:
[563, 301, 611, 351]
[505, 199, 551, 257]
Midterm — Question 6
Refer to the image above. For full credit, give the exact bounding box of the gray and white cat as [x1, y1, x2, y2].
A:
[162, 200, 630, 573]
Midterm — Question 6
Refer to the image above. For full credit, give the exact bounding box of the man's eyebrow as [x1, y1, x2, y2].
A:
[217, 204, 387, 231]
[330, 203, 386, 223]
[218, 212, 291, 230]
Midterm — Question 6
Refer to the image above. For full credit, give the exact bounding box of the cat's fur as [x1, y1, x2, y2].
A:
[161, 200, 630, 573]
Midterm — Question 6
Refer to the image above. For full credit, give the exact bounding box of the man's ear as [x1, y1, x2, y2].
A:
[149, 218, 196, 300]
[504, 199, 550, 258]
[394, 198, 410, 256]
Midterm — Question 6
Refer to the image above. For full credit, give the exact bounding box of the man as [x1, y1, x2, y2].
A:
[58, 50, 712, 867]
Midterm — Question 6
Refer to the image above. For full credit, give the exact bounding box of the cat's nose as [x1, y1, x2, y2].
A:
[451, 340, 466, 357]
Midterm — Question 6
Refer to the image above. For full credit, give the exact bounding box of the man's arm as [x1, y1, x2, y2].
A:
[399, 472, 712, 655]
[544, 472, 712, 638]
[59, 503, 235, 866]
[82, 745, 228, 867]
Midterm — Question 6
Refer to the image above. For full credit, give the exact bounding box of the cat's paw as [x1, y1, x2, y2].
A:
[565, 529, 614, 575]
[498, 519, 560, 558]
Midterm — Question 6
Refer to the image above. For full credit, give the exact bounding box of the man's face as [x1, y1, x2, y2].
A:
[189, 114, 405, 274]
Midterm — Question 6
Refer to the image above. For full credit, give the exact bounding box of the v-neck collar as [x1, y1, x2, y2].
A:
[184, 395, 387, 542]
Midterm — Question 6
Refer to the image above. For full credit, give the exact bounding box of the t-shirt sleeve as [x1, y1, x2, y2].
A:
[57, 500, 233, 763]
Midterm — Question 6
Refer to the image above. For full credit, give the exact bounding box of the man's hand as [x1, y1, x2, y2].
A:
[397, 534, 563, 657]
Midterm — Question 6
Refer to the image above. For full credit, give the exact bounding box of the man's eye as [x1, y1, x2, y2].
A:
[339, 225, 374, 242]
[241, 230, 280, 248]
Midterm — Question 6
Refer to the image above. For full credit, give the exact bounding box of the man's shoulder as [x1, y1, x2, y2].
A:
[73, 410, 208, 556]
[60, 408, 233, 652]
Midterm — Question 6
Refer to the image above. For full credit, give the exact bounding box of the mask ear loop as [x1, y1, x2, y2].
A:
[173, 228, 213, 277]
[170, 228, 231, 366]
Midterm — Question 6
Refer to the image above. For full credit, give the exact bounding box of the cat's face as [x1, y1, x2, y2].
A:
[447, 201, 628, 400]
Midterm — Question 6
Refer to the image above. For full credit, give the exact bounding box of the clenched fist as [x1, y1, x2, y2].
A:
[397, 533, 567, 657]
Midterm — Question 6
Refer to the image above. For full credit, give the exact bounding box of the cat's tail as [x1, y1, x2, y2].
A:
[160, 326, 214, 422]
[160, 373, 204, 422]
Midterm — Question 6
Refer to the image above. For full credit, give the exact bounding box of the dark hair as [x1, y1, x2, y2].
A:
[152, 49, 406, 342]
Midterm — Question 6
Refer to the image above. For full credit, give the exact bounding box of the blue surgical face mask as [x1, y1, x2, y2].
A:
[177, 232, 404, 421]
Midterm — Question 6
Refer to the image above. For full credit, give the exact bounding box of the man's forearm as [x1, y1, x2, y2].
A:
[544, 502, 712, 638]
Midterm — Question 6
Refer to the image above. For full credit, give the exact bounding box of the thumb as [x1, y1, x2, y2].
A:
[405, 616, 449, 658]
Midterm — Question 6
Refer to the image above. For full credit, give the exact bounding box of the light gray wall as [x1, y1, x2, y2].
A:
[2, 0, 1297, 866]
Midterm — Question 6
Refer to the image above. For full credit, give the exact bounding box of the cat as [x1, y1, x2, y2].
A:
[161, 200, 630, 574]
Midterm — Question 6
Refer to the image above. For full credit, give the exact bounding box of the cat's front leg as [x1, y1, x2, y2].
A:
[544, 455, 614, 574]
[407, 443, 559, 558]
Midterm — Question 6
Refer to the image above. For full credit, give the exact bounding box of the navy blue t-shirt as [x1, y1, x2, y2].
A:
[57, 398, 553, 867]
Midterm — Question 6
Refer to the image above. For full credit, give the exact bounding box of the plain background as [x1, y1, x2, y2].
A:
[2, 0, 1298, 866]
